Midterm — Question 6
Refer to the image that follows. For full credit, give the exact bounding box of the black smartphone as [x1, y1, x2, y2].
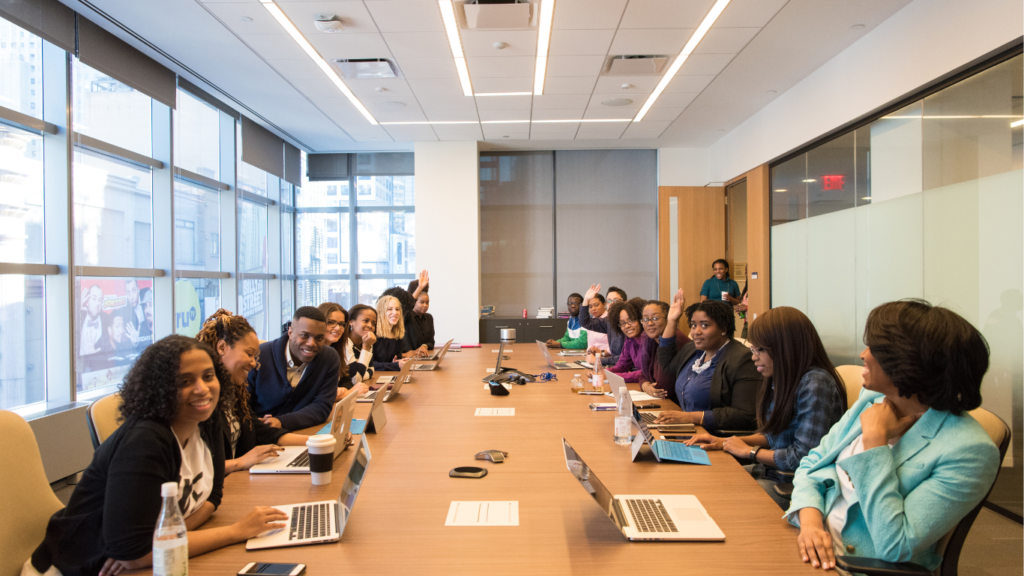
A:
[238, 563, 306, 576]
[636, 403, 661, 409]
[661, 435, 693, 441]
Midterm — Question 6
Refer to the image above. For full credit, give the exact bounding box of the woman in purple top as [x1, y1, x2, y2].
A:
[607, 298, 657, 383]
[641, 297, 691, 399]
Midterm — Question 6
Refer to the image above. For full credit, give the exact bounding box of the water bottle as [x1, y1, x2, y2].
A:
[153, 482, 188, 576]
[614, 386, 631, 446]
[592, 356, 605, 391]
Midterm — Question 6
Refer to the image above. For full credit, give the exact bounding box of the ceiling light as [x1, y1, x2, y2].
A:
[379, 121, 478, 125]
[1011, 119, 1024, 127]
[533, 119, 631, 123]
[634, 0, 730, 122]
[474, 92, 532, 97]
[802, 179, 816, 183]
[601, 98, 634, 106]
[438, 0, 473, 96]
[533, 0, 555, 95]
[774, 189, 787, 193]
[377, 119, 632, 126]
[481, 120, 530, 124]
[861, 196, 872, 200]
[258, 1, 376, 124]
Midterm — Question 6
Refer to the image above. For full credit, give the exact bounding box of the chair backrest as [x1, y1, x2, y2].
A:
[934, 408, 1011, 576]
[0, 410, 64, 576]
[834, 365, 864, 409]
[87, 392, 122, 448]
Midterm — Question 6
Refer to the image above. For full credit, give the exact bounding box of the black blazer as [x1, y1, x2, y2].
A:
[32, 417, 225, 576]
[246, 336, 341, 430]
[370, 336, 405, 371]
[657, 338, 761, 433]
[221, 411, 290, 460]
[403, 311, 435, 351]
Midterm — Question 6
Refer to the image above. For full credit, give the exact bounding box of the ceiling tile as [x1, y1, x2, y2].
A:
[593, 75, 659, 94]
[608, 28, 692, 55]
[461, 30, 537, 57]
[368, 104, 427, 122]
[433, 124, 484, 141]
[425, 110, 479, 122]
[204, 3, 281, 35]
[396, 57, 458, 78]
[475, 95, 533, 110]
[652, 91, 698, 108]
[479, 109, 531, 121]
[619, 0, 716, 29]
[548, 29, 615, 56]
[277, 2, 379, 35]
[621, 120, 671, 138]
[308, 33, 393, 60]
[530, 109, 584, 120]
[588, 93, 642, 110]
[407, 77, 464, 97]
[531, 132, 578, 140]
[542, 76, 596, 94]
[482, 126, 530, 141]
[715, 0, 788, 28]
[677, 53, 734, 75]
[381, 31, 451, 58]
[575, 122, 629, 138]
[466, 56, 536, 78]
[532, 94, 591, 109]
[346, 78, 416, 99]
[416, 94, 478, 112]
[641, 107, 684, 121]
[582, 106, 636, 119]
[471, 77, 533, 93]
[382, 124, 438, 141]
[693, 27, 760, 54]
[316, 97, 370, 124]
[365, 1, 442, 32]
[265, 57, 324, 81]
[552, 0, 628, 30]
[344, 124, 395, 142]
[545, 55, 605, 77]
[240, 33, 307, 61]
[531, 124, 580, 136]
[664, 74, 715, 93]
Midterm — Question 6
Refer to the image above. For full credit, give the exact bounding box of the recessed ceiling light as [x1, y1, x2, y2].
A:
[861, 196, 872, 200]
[851, 24, 865, 29]
[802, 179, 816, 183]
[257, 1, 376, 124]
[240, 16, 253, 22]
[533, 0, 556, 95]
[493, 42, 507, 50]
[601, 98, 633, 107]
[438, 0, 473, 96]
[634, 0, 730, 122]
[774, 189, 787, 193]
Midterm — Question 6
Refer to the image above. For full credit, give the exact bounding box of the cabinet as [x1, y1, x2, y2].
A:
[479, 317, 568, 344]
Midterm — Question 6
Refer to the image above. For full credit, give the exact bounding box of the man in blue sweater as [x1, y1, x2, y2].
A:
[247, 306, 340, 431]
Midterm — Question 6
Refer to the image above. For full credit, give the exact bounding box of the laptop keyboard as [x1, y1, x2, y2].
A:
[626, 499, 678, 533]
[287, 450, 310, 468]
[289, 502, 331, 541]
[640, 412, 658, 424]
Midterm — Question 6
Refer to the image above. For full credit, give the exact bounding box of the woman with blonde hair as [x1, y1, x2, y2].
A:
[317, 302, 370, 400]
[196, 309, 311, 473]
[370, 294, 412, 371]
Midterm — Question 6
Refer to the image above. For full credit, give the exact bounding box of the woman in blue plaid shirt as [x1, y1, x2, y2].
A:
[686, 307, 847, 508]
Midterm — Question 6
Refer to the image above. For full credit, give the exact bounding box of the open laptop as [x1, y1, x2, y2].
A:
[250, 392, 358, 475]
[535, 340, 588, 370]
[419, 338, 454, 361]
[557, 349, 588, 357]
[561, 438, 723, 541]
[358, 360, 411, 403]
[411, 339, 453, 371]
[246, 435, 372, 550]
[629, 398, 710, 465]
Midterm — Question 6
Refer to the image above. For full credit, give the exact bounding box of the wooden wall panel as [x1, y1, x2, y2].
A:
[658, 186, 725, 305]
[745, 165, 771, 319]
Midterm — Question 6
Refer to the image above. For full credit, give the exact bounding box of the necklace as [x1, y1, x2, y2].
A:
[691, 352, 714, 374]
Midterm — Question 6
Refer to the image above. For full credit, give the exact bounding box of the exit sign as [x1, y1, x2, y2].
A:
[822, 175, 845, 190]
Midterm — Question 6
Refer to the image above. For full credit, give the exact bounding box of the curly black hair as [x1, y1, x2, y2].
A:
[608, 297, 647, 337]
[688, 300, 736, 338]
[864, 299, 988, 414]
[119, 335, 235, 425]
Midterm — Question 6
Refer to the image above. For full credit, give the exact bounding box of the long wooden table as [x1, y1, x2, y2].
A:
[181, 347, 811, 574]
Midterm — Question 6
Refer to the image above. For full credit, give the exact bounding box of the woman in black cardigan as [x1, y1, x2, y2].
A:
[197, 309, 311, 474]
[370, 294, 411, 371]
[653, 297, 761, 433]
[28, 336, 286, 576]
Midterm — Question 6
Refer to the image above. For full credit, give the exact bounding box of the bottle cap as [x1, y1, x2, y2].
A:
[161, 482, 178, 497]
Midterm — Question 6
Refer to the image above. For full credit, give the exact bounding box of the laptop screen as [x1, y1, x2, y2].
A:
[337, 435, 371, 537]
[561, 438, 615, 514]
[535, 340, 555, 366]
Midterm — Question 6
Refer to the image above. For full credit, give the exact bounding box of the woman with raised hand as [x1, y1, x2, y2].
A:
[347, 304, 378, 384]
[196, 309, 312, 474]
[579, 283, 623, 367]
[654, 299, 761, 433]
[787, 300, 999, 572]
[27, 335, 287, 576]
[371, 295, 413, 371]
[317, 302, 369, 401]
[641, 292, 691, 399]
[606, 297, 657, 383]
[685, 306, 846, 508]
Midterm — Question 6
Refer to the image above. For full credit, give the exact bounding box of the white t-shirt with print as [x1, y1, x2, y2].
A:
[174, 427, 215, 518]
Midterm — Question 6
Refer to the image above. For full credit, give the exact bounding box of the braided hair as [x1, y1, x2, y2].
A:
[196, 309, 257, 425]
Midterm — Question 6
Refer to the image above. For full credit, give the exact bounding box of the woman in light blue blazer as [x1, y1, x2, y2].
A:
[787, 300, 999, 573]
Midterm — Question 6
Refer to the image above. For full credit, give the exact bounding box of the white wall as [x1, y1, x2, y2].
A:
[706, 0, 1023, 182]
[658, 148, 710, 186]
[414, 141, 482, 344]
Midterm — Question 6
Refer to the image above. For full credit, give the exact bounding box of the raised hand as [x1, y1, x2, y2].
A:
[583, 283, 601, 303]
[667, 288, 686, 322]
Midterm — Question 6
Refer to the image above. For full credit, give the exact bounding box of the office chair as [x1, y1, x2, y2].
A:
[86, 392, 122, 448]
[0, 410, 64, 576]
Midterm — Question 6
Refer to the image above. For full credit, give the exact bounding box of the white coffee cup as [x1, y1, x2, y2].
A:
[721, 291, 730, 302]
[306, 434, 336, 485]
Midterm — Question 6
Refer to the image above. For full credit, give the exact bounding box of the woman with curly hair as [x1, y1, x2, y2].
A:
[606, 297, 658, 383]
[28, 335, 287, 576]
[197, 310, 312, 474]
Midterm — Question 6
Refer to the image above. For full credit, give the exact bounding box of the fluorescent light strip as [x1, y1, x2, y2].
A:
[439, 0, 473, 96]
[1013, 119, 1024, 127]
[379, 119, 632, 126]
[533, 0, 555, 95]
[474, 92, 533, 97]
[258, 0, 376, 125]
[533, 118, 631, 123]
[634, 0, 730, 122]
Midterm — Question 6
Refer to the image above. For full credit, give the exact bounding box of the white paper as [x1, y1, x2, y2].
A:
[629, 390, 659, 402]
[485, 368, 495, 373]
[490, 349, 512, 353]
[445, 501, 519, 526]
[475, 407, 515, 416]
[483, 383, 513, 391]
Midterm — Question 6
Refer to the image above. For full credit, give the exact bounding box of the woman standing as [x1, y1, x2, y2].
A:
[699, 259, 741, 304]
[371, 295, 413, 371]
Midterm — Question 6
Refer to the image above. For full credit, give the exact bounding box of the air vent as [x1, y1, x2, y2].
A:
[461, 0, 534, 29]
[332, 59, 403, 79]
[605, 55, 669, 76]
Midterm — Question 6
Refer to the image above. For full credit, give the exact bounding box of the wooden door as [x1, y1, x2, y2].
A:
[658, 186, 726, 305]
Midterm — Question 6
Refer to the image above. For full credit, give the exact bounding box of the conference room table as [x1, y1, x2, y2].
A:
[178, 346, 811, 575]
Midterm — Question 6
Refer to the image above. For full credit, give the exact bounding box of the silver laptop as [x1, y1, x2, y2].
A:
[358, 360, 411, 403]
[419, 338, 454, 361]
[250, 392, 358, 475]
[535, 340, 587, 370]
[411, 339, 453, 371]
[557, 349, 588, 357]
[561, 438, 724, 541]
[246, 435, 372, 550]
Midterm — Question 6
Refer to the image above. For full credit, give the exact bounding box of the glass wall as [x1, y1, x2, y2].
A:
[771, 53, 1023, 515]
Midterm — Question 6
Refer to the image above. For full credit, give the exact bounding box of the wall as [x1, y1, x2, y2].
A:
[706, 0, 1023, 183]
[414, 141, 481, 344]
[658, 148, 710, 186]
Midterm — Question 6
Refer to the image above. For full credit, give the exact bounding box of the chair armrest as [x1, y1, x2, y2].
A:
[773, 483, 794, 499]
[835, 556, 932, 576]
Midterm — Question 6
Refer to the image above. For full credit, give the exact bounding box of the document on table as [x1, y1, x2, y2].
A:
[490, 349, 512, 353]
[475, 407, 515, 416]
[445, 501, 519, 526]
[629, 390, 659, 402]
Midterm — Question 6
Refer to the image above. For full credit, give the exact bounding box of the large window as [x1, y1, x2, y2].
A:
[0, 19, 42, 118]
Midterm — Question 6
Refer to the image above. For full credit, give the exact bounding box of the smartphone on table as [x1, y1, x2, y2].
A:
[238, 563, 307, 576]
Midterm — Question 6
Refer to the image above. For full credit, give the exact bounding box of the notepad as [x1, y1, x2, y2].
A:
[445, 501, 519, 526]
[629, 390, 659, 402]
[475, 408, 515, 416]
[652, 440, 712, 465]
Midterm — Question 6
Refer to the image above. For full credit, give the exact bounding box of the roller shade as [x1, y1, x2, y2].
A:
[78, 18, 176, 109]
[307, 153, 349, 181]
[0, 0, 75, 53]
[241, 115, 284, 178]
[354, 152, 413, 176]
[178, 77, 239, 120]
[284, 142, 301, 187]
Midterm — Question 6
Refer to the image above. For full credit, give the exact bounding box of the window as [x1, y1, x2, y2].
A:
[72, 59, 152, 157]
[0, 125, 44, 263]
[357, 212, 416, 275]
[174, 89, 220, 181]
[281, 180, 295, 325]
[0, 275, 46, 409]
[239, 197, 268, 274]
[0, 20, 42, 118]
[76, 277, 155, 398]
[72, 151, 153, 267]
[175, 219, 196, 264]
[239, 278, 269, 340]
[176, 278, 220, 337]
[173, 180, 220, 272]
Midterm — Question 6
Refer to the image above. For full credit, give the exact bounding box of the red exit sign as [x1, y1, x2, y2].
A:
[822, 175, 845, 191]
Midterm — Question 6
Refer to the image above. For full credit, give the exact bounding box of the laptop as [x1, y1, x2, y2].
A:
[250, 392, 358, 475]
[246, 435, 372, 550]
[535, 340, 587, 370]
[419, 338, 454, 361]
[629, 396, 709, 465]
[358, 360, 411, 403]
[561, 438, 723, 541]
[557, 350, 588, 357]
[411, 339, 453, 371]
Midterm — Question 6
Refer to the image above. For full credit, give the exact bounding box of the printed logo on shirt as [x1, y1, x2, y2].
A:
[178, 472, 205, 515]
